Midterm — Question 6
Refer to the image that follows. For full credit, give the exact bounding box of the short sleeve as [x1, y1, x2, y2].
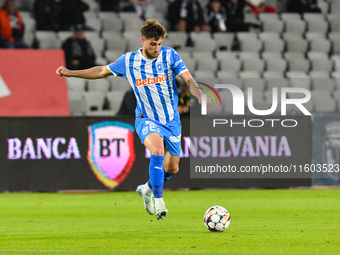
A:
[170, 49, 188, 76]
[107, 54, 127, 78]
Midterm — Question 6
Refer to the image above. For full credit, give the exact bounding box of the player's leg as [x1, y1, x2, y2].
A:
[143, 133, 168, 220]
[163, 149, 180, 184]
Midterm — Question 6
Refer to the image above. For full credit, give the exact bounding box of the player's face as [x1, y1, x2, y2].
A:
[141, 37, 163, 59]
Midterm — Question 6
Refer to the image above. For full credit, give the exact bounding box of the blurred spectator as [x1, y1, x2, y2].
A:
[117, 88, 137, 116]
[58, 0, 89, 30]
[119, 0, 137, 12]
[176, 78, 190, 116]
[99, 0, 136, 12]
[33, 0, 61, 31]
[222, 0, 258, 32]
[287, 0, 321, 14]
[206, 0, 227, 33]
[0, 0, 28, 48]
[130, 0, 155, 19]
[99, 0, 121, 12]
[251, 1, 277, 16]
[168, 0, 210, 33]
[62, 24, 96, 70]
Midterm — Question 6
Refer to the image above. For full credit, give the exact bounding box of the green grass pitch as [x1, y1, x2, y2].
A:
[0, 188, 339, 254]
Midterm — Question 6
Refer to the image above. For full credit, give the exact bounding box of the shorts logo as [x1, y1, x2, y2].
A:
[170, 135, 181, 143]
[157, 63, 163, 72]
[87, 121, 135, 189]
[142, 126, 148, 135]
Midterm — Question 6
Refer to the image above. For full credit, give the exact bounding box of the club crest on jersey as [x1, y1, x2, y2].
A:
[87, 121, 136, 189]
[136, 75, 167, 87]
[157, 63, 163, 72]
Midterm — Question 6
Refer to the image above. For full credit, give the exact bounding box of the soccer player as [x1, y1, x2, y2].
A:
[56, 19, 210, 220]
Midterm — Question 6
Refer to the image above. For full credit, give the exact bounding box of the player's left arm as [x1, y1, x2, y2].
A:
[180, 71, 211, 106]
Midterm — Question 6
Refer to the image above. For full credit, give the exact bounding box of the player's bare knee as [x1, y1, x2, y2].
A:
[150, 148, 164, 156]
[165, 165, 179, 175]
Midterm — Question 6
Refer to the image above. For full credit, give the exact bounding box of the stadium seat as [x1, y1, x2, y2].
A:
[258, 13, 279, 21]
[217, 71, 238, 78]
[281, 13, 302, 21]
[239, 37, 263, 52]
[239, 71, 261, 78]
[85, 32, 105, 56]
[287, 56, 311, 72]
[312, 78, 335, 91]
[262, 38, 285, 52]
[220, 58, 242, 72]
[123, 31, 143, 51]
[309, 70, 330, 78]
[310, 38, 331, 53]
[242, 78, 266, 91]
[86, 17, 102, 32]
[84, 91, 105, 112]
[263, 71, 284, 78]
[193, 36, 216, 51]
[262, 19, 284, 33]
[58, 31, 73, 43]
[318, 0, 330, 13]
[106, 91, 127, 114]
[287, 72, 311, 89]
[265, 77, 289, 89]
[196, 58, 219, 71]
[123, 16, 145, 32]
[105, 50, 125, 63]
[215, 51, 238, 61]
[285, 37, 309, 52]
[305, 17, 329, 33]
[285, 19, 307, 35]
[330, 37, 340, 54]
[66, 78, 87, 92]
[328, 14, 340, 32]
[266, 58, 288, 72]
[192, 51, 214, 60]
[103, 32, 127, 51]
[218, 78, 242, 89]
[305, 32, 326, 40]
[314, 98, 337, 112]
[84, 11, 98, 20]
[87, 78, 111, 92]
[107, 76, 131, 91]
[311, 90, 332, 99]
[238, 52, 260, 61]
[167, 32, 188, 49]
[68, 91, 86, 116]
[310, 57, 334, 72]
[243, 58, 265, 72]
[213, 33, 235, 51]
[99, 12, 123, 32]
[262, 52, 283, 61]
[194, 71, 216, 78]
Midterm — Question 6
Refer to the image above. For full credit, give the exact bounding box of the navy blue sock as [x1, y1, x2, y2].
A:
[149, 155, 164, 199]
[164, 169, 173, 184]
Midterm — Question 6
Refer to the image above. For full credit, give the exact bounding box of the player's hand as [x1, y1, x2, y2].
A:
[56, 66, 70, 77]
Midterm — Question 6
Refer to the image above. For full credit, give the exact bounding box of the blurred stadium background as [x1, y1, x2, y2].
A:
[0, 0, 340, 192]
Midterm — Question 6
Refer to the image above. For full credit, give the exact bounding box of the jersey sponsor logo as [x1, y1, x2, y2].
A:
[136, 75, 167, 87]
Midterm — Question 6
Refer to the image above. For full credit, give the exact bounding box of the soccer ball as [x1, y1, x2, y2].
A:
[203, 205, 231, 232]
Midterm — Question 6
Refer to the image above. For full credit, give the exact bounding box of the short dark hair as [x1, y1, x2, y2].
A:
[141, 19, 167, 40]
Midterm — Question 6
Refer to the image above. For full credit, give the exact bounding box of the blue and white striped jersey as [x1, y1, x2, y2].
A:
[107, 47, 188, 125]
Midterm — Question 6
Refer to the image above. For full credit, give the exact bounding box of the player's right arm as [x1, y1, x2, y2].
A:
[55, 65, 112, 79]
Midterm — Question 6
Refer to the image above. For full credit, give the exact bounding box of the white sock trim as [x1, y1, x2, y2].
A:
[144, 182, 152, 194]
